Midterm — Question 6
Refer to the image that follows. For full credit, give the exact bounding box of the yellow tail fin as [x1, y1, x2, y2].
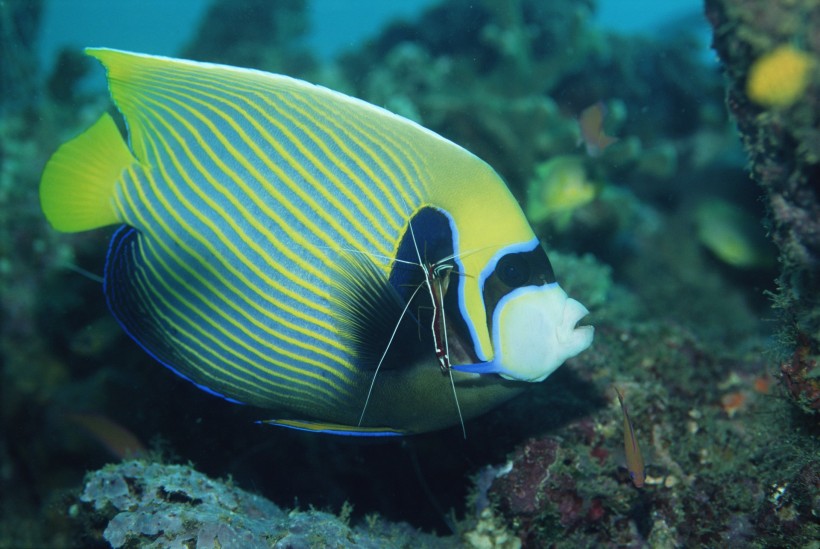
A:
[40, 113, 133, 232]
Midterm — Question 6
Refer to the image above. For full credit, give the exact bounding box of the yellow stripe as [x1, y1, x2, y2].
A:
[119, 147, 356, 383]
[114, 166, 348, 387]
[127, 246, 334, 407]
[131, 74, 392, 259]
[125, 100, 352, 356]
[152, 66, 421, 242]
[266, 419, 404, 436]
[252, 89, 396, 244]
[138, 67, 421, 261]
[286, 90, 431, 247]
[103, 88, 342, 298]
[115, 153, 358, 384]
[133, 233, 348, 402]
[269, 89, 407, 234]
[160, 73, 401, 245]
[142, 65, 406, 243]
[131, 91, 340, 312]
[282, 86, 429, 204]
[333, 105, 429, 207]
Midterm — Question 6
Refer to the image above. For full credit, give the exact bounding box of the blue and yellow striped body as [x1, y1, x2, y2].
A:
[40, 49, 593, 435]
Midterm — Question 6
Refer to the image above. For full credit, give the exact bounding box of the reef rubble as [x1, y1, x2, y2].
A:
[76, 460, 455, 548]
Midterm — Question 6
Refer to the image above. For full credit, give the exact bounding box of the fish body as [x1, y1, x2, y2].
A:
[40, 49, 593, 435]
[578, 102, 618, 157]
[525, 155, 598, 227]
[67, 412, 146, 459]
[615, 387, 645, 488]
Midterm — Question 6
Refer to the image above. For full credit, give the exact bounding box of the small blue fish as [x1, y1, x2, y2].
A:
[40, 49, 594, 435]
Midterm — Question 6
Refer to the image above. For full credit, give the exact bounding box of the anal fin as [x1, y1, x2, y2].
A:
[260, 418, 406, 437]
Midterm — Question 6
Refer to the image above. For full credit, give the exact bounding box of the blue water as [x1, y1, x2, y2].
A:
[39, 0, 706, 69]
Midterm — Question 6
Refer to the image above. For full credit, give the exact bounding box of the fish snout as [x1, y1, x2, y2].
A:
[558, 296, 594, 346]
[493, 284, 593, 382]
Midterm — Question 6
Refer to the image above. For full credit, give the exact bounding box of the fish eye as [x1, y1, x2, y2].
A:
[496, 254, 530, 288]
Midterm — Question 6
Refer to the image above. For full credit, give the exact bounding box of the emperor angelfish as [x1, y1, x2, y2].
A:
[40, 49, 594, 436]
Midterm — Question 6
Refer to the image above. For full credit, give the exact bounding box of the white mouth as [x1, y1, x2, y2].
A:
[493, 284, 594, 382]
[557, 297, 594, 346]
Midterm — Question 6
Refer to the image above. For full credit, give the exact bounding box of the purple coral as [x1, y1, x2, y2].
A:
[489, 436, 604, 542]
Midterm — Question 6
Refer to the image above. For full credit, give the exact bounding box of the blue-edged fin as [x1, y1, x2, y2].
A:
[261, 419, 406, 437]
[104, 226, 243, 404]
[40, 113, 132, 232]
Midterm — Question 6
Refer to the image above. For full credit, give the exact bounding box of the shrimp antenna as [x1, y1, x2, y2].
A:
[448, 368, 466, 438]
[356, 193, 468, 437]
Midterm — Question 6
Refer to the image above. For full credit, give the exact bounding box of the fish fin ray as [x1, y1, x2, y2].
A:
[329, 251, 422, 371]
[40, 113, 131, 232]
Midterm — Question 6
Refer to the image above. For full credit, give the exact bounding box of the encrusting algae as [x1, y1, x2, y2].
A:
[746, 45, 813, 108]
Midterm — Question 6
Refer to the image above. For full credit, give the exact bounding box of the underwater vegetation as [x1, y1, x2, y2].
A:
[706, 0, 820, 416]
[1, 0, 818, 547]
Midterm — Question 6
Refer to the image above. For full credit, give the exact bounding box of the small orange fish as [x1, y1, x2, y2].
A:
[578, 102, 619, 157]
[615, 387, 645, 488]
[67, 412, 147, 460]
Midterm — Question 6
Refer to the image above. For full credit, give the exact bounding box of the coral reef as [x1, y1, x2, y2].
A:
[337, 0, 726, 199]
[2, 0, 819, 547]
[705, 0, 820, 414]
[464, 321, 819, 547]
[75, 460, 453, 548]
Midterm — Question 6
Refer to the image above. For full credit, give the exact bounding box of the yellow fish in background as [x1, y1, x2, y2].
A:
[525, 155, 599, 228]
[40, 49, 594, 436]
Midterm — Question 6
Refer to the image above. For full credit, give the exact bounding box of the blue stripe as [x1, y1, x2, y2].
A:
[104, 226, 246, 405]
[114, 149, 356, 405]
[136, 67, 424, 238]
[130, 74, 398, 256]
